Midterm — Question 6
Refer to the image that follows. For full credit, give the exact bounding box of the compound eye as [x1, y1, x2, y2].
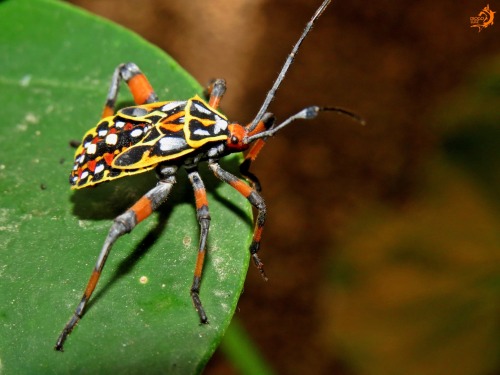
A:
[231, 135, 239, 144]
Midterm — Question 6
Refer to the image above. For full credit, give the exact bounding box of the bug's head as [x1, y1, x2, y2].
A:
[226, 113, 275, 149]
[226, 123, 249, 151]
[226, 114, 275, 150]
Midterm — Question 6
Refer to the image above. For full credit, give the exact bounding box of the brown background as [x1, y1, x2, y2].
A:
[69, 1, 500, 374]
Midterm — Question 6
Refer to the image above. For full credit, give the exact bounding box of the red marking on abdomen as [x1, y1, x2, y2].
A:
[87, 160, 96, 172]
[103, 153, 114, 166]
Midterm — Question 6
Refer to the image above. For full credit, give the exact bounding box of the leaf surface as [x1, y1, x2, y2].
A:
[0, 1, 252, 373]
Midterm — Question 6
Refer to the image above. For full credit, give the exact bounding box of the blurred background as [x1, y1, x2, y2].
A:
[68, 0, 500, 374]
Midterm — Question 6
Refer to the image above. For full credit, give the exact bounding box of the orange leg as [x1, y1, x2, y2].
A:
[239, 113, 276, 191]
[186, 168, 211, 323]
[209, 161, 268, 280]
[55, 173, 177, 351]
[101, 62, 159, 118]
[203, 78, 226, 110]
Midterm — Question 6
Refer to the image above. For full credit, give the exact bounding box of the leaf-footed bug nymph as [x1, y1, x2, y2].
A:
[55, 0, 364, 351]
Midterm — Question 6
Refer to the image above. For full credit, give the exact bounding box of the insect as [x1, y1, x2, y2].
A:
[55, 0, 363, 351]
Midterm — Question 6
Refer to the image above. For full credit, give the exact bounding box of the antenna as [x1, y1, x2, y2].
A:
[245, 106, 365, 143]
[247, 0, 332, 132]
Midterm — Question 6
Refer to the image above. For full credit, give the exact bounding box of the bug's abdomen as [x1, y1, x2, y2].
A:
[70, 116, 156, 189]
[69, 96, 230, 189]
[69, 100, 188, 189]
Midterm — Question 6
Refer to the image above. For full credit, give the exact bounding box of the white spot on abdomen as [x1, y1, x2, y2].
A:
[86, 144, 97, 155]
[94, 163, 105, 174]
[105, 133, 118, 145]
[130, 129, 143, 138]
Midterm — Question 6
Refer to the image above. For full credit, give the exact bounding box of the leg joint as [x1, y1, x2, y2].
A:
[197, 205, 211, 223]
[118, 62, 141, 81]
[112, 211, 137, 234]
[248, 191, 266, 211]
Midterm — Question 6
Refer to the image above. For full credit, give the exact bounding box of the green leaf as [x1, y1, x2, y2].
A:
[0, 0, 252, 374]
